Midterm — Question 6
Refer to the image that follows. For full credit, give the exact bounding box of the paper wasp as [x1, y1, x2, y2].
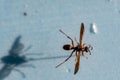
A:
[56, 23, 93, 74]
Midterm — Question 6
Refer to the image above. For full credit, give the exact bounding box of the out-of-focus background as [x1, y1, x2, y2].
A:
[0, 0, 120, 80]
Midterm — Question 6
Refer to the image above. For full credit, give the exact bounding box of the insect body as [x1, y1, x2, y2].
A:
[56, 23, 93, 74]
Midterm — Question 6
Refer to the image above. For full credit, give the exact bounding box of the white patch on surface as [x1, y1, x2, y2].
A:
[90, 23, 98, 34]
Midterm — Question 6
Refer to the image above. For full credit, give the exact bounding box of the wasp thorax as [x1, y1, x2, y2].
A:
[63, 44, 73, 50]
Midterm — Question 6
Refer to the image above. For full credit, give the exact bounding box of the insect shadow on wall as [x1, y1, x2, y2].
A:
[0, 35, 41, 80]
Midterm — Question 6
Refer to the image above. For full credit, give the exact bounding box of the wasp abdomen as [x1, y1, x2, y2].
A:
[63, 44, 73, 50]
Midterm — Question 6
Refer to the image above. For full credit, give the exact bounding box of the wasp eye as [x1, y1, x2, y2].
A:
[63, 44, 72, 50]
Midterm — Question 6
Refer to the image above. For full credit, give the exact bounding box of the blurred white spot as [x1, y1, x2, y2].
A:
[90, 23, 98, 34]
[66, 68, 71, 73]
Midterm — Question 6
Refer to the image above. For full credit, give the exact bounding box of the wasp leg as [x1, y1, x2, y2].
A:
[56, 50, 75, 68]
[88, 45, 93, 55]
[88, 49, 91, 55]
[59, 29, 74, 47]
[82, 52, 88, 59]
[13, 68, 26, 78]
[21, 45, 32, 54]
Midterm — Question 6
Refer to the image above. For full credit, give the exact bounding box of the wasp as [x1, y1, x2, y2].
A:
[0, 35, 39, 79]
[56, 23, 93, 74]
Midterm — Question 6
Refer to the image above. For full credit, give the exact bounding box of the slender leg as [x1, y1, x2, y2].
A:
[13, 68, 26, 78]
[88, 49, 91, 55]
[23, 45, 32, 53]
[59, 29, 74, 47]
[88, 45, 93, 55]
[19, 45, 32, 55]
[82, 52, 88, 59]
[56, 50, 75, 68]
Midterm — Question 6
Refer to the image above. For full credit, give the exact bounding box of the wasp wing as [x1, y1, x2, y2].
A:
[9, 35, 24, 55]
[0, 64, 15, 79]
[79, 23, 84, 47]
[74, 51, 80, 74]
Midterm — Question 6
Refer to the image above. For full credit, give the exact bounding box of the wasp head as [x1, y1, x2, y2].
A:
[84, 45, 93, 55]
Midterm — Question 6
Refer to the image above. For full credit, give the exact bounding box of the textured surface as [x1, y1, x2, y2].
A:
[0, 0, 120, 80]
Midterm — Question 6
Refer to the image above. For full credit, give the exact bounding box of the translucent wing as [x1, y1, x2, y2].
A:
[9, 35, 24, 55]
[74, 51, 80, 74]
[0, 64, 15, 79]
[79, 23, 84, 47]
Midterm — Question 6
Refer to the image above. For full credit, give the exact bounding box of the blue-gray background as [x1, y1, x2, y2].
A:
[0, 0, 120, 80]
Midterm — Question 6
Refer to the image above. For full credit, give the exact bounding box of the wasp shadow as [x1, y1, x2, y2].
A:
[0, 35, 42, 80]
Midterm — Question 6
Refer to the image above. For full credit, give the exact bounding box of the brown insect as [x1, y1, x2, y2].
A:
[56, 23, 93, 74]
